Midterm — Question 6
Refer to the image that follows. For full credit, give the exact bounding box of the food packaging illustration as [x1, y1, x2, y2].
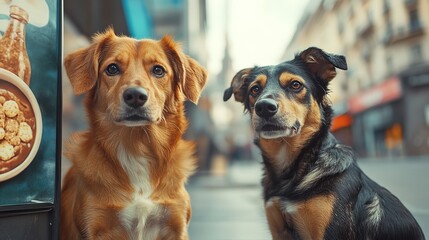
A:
[0, 0, 60, 208]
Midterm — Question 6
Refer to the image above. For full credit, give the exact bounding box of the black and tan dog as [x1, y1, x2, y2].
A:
[224, 47, 425, 240]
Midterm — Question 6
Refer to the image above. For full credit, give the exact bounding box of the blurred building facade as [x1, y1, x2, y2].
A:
[65, 0, 207, 63]
[206, 4, 256, 163]
[283, 0, 429, 158]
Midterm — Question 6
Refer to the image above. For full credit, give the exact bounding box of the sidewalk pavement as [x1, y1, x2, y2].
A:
[187, 158, 429, 239]
[188, 160, 270, 240]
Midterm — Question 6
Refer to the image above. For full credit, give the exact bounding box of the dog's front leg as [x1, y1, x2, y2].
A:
[80, 206, 133, 240]
[85, 225, 130, 240]
[265, 197, 294, 240]
[155, 200, 190, 240]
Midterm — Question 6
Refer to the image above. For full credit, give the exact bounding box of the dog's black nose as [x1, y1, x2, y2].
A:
[255, 99, 278, 119]
[123, 87, 148, 108]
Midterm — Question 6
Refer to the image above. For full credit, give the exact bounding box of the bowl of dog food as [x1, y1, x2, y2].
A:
[0, 68, 42, 182]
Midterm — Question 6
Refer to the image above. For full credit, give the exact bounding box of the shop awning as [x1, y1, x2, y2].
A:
[348, 76, 402, 114]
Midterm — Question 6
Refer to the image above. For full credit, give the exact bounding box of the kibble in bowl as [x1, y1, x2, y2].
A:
[0, 69, 42, 182]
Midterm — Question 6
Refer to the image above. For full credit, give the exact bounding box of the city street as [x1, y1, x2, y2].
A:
[188, 161, 267, 240]
[188, 159, 429, 239]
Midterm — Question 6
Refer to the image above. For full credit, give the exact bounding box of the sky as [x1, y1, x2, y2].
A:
[206, 0, 312, 75]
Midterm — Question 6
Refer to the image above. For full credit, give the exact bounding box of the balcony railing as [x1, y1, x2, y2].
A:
[383, 21, 424, 45]
[404, 0, 418, 8]
[357, 14, 374, 38]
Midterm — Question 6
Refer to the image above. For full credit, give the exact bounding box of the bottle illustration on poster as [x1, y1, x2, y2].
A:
[0, 0, 49, 85]
[0, 1, 48, 182]
[0, 5, 31, 84]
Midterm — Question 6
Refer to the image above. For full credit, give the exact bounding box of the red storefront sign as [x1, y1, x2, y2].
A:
[348, 77, 402, 114]
[331, 114, 353, 131]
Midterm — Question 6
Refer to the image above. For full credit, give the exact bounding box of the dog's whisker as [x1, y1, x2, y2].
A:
[142, 128, 150, 144]
[170, 121, 181, 133]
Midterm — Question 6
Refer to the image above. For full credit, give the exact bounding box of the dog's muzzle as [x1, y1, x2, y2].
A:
[115, 87, 157, 126]
[123, 87, 148, 108]
[253, 98, 301, 139]
[255, 98, 278, 119]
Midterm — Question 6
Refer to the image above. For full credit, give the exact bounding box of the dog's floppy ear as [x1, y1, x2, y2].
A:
[160, 36, 207, 104]
[182, 56, 208, 104]
[223, 68, 252, 103]
[298, 47, 347, 83]
[64, 28, 115, 95]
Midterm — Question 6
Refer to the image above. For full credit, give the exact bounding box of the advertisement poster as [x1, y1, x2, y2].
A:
[0, 0, 61, 209]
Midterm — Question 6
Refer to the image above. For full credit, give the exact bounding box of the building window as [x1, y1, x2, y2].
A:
[383, 0, 391, 13]
[349, 5, 354, 20]
[408, 8, 421, 31]
[386, 55, 393, 74]
[425, 104, 429, 126]
[338, 20, 344, 34]
[383, 16, 393, 43]
[410, 44, 423, 63]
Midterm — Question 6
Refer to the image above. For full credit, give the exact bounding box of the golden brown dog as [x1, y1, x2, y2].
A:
[61, 28, 207, 240]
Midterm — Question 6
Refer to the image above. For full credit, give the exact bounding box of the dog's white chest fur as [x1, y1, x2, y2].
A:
[117, 144, 161, 239]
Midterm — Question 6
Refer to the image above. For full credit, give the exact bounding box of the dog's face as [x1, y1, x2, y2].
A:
[64, 28, 207, 127]
[224, 47, 347, 140]
[237, 65, 318, 139]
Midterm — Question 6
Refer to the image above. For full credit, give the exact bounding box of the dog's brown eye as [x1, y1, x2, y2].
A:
[289, 81, 303, 91]
[250, 85, 261, 96]
[152, 65, 166, 78]
[105, 64, 120, 76]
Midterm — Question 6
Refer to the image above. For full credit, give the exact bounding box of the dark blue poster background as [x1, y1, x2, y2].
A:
[0, 0, 60, 206]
